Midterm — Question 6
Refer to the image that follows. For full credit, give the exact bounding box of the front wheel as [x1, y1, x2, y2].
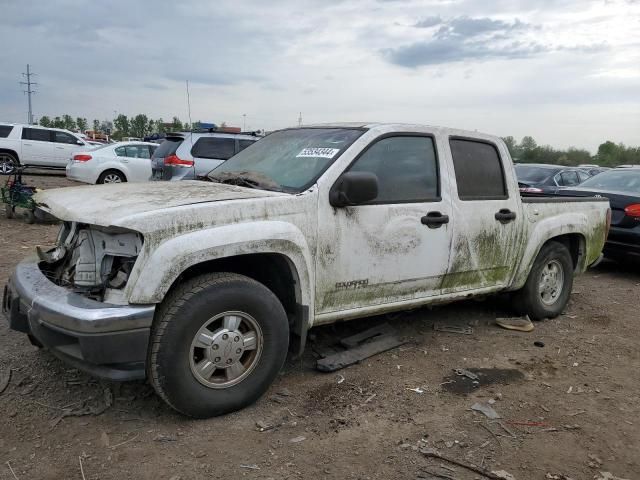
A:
[513, 241, 573, 320]
[0, 153, 18, 175]
[148, 272, 289, 418]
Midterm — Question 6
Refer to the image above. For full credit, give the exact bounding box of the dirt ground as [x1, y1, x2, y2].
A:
[1, 173, 638, 480]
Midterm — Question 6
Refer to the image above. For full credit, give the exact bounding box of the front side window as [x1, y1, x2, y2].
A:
[191, 137, 236, 160]
[450, 139, 507, 200]
[238, 139, 256, 152]
[114, 146, 126, 157]
[208, 128, 364, 192]
[54, 131, 79, 144]
[348, 136, 439, 203]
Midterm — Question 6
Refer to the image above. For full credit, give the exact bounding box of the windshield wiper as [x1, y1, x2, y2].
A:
[207, 170, 283, 192]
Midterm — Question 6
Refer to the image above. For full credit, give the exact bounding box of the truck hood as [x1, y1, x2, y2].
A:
[35, 180, 286, 227]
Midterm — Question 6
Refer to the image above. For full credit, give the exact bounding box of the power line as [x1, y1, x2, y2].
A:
[20, 64, 37, 125]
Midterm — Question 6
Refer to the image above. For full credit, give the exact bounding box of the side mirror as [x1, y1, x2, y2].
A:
[77, 140, 84, 145]
[329, 171, 379, 208]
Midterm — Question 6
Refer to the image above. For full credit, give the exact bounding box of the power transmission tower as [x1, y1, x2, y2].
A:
[20, 64, 38, 125]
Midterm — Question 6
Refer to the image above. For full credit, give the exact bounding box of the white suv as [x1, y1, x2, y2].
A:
[0, 123, 90, 174]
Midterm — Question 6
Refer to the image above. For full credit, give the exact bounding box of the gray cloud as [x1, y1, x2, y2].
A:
[414, 16, 442, 28]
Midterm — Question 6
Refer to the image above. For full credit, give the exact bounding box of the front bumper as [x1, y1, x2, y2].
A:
[2, 257, 155, 381]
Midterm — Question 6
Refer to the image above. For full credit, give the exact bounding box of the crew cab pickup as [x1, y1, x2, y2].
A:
[3, 123, 610, 418]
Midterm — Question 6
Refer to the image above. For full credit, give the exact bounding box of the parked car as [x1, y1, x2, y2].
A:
[550, 167, 640, 262]
[0, 123, 91, 173]
[4, 123, 609, 418]
[66, 141, 158, 184]
[151, 130, 260, 181]
[515, 163, 592, 193]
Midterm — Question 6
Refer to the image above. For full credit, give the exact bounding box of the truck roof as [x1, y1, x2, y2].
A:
[304, 122, 501, 143]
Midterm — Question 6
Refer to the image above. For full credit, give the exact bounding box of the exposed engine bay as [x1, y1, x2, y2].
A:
[38, 222, 143, 301]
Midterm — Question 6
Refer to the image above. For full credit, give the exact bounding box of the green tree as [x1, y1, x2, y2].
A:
[53, 116, 64, 128]
[130, 114, 150, 138]
[113, 114, 130, 136]
[155, 118, 166, 134]
[502, 136, 520, 160]
[76, 117, 88, 132]
[170, 116, 183, 132]
[93, 119, 100, 132]
[62, 114, 76, 130]
[38, 116, 51, 127]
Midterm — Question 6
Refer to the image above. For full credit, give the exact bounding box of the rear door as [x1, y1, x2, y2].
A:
[21, 127, 54, 166]
[190, 137, 236, 176]
[441, 137, 522, 293]
[118, 144, 153, 182]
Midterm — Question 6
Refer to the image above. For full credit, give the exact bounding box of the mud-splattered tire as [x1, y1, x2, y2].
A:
[148, 272, 289, 418]
[513, 241, 573, 320]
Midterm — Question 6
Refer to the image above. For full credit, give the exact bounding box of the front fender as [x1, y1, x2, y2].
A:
[126, 221, 314, 310]
[510, 211, 605, 290]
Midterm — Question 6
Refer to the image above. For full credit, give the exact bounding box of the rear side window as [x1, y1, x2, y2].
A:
[348, 135, 439, 203]
[238, 139, 256, 152]
[153, 138, 183, 158]
[22, 128, 52, 142]
[0, 125, 13, 138]
[559, 171, 580, 186]
[191, 137, 236, 160]
[450, 139, 507, 200]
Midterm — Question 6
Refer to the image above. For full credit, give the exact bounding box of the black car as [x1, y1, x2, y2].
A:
[553, 168, 640, 261]
[515, 164, 592, 193]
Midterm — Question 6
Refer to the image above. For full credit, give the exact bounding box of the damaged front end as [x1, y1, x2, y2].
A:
[38, 222, 143, 303]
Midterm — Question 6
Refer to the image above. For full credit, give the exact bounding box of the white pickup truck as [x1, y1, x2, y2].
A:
[3, 123, 610, 418]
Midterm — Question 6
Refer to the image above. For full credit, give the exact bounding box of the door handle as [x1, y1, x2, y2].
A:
[495, 209, 516, 223]
[23, 143, 32, 146]
[56, 146, 65, 149]
[421, 211, 449, 228]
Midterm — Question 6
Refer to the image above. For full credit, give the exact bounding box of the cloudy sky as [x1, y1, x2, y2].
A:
[0, 0, 638, 151]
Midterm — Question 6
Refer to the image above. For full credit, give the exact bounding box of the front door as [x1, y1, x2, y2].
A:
[315, 134, 454, 316]
[441, 137, 522, 293]
[21, 127, 54, 166]
[53, 131, 83, 167]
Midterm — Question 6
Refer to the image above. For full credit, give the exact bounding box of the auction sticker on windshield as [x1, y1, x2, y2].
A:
[296, 147, 340, 159]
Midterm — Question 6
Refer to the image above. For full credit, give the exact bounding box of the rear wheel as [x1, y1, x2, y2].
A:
[0, 152, 18, 175]
[513, 241, 573, 320]
[97, 170, 126, 184]
[148, 272, 289, 418]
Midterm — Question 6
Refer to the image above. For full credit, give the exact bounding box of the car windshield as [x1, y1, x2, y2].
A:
[514, 165, 558, 183]
[207, 128, 364, 192]
[578, 169, 640, 194]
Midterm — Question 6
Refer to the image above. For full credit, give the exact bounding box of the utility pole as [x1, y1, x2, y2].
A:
[298, 112, 302, 127]
[20, 64, 37, 125]
[242, 113, 247, 131]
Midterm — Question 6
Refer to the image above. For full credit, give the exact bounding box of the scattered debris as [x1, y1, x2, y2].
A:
[534, 341, 545, 348]
[289, 436, 306, 443]
[154, 434, 178, 442]
[5, 461, 19, 480]
[239, 464, 260, 470]
[594, 473, 630, 480]
[79, 456, 87, 480]
[336, 374, 345, 384]
[0, 368, 11, 395]
[568, 410, 586, 417]
[545, 473, 575, 479]
[506, 420, 549, 427]
[434, 323, 473, 335]
[496, 316, 534, 332]
[316, 334, 406, 372]
[454, 368, 479, 381]
[49, 387, 113, 428]
[109, 433, 139, 449]
[339, 323, 394, 348]
[471, 402, 501, 419]
[363, 393, 377, 404]
[407, 387, 425, 394]
[492, 470, 516, 480]
[277, 388, 292, 397]
[420, 449, 509, 480]
[441, 368, 525, 395]
[256, 420, 274, 432]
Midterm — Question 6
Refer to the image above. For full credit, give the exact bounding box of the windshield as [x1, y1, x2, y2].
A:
[578, 169, 640, 194]
[208, 128, 364, 192]
[514, 164, 558, 183]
